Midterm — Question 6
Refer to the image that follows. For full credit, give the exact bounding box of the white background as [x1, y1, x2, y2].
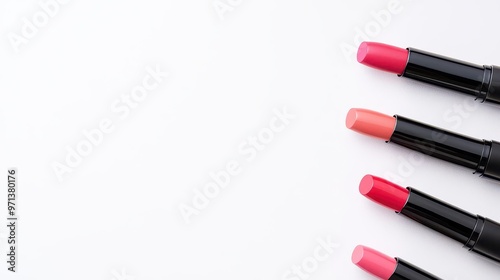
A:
[1, 0, 500, 279]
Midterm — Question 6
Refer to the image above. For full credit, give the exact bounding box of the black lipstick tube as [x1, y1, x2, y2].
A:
[390, 115, 500, 181]
[403, 48, 500, 104]
[390, 258, 441, 280]
[400, 187, 500, 263]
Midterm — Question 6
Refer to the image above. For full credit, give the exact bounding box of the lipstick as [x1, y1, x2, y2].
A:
[346, 108, 500, 182]
[352, 245, 442, 280]
[360, 175, 500, 263]
[357, 42, 500, 105]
